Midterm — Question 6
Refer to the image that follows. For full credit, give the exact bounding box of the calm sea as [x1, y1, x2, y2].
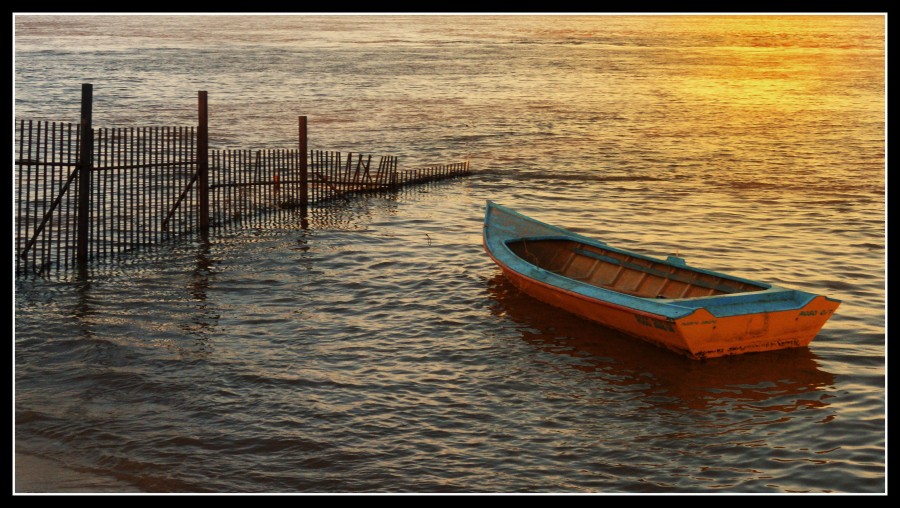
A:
[13, 14, 885, 493]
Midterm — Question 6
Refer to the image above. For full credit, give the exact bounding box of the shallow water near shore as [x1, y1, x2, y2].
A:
[14, 14, 885, 493]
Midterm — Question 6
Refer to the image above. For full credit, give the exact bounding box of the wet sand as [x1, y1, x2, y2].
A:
[15, 453, 141, 494]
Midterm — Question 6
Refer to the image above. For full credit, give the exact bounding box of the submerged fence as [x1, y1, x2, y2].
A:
[14, 86, 470, 275]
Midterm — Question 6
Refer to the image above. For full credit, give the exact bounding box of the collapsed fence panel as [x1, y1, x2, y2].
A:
[310, 151, 398, 203]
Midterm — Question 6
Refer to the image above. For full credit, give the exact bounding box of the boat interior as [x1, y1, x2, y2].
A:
[506, 239, 767, 299]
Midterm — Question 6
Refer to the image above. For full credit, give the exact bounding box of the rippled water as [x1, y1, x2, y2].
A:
[14, 14, 885, 493]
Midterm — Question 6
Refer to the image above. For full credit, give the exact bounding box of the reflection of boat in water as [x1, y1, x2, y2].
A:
[483, 201, 841, 359]
[486, 273, 835, 411]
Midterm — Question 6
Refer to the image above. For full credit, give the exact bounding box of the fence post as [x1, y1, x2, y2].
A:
[76, 83, 93, 267]
[299, 116, 308, 214]
[198, 91, 209, 231]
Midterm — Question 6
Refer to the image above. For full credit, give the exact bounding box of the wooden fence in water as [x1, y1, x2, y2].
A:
[14, 85, 470, 275]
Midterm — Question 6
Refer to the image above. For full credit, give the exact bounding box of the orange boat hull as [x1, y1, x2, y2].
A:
[492, 258, 839, 359]
[482, 201, 841, 360]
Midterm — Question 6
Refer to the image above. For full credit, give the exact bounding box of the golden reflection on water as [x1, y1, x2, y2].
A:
[661, 16, 884, 118]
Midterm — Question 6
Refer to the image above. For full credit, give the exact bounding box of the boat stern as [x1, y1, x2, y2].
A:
[673, 294, 841, 359]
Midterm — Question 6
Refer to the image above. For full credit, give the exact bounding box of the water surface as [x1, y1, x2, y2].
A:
[14, 14, 885, 493]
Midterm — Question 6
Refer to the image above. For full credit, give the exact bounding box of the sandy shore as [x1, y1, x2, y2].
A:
[15, 453, 141, 494]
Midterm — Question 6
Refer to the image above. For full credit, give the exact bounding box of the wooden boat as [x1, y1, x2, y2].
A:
[482, 201, 841, 359]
